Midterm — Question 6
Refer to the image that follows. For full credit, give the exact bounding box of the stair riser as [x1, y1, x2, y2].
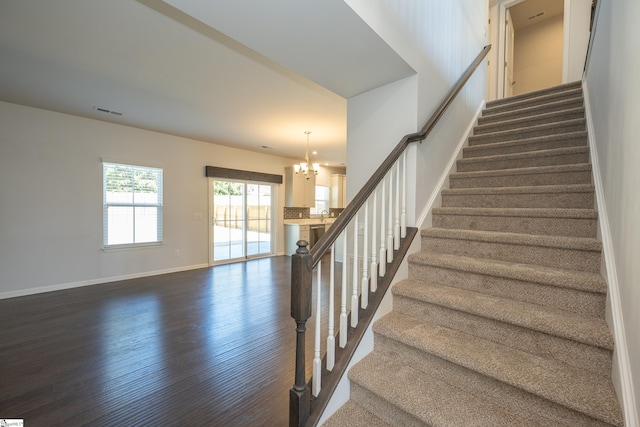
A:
[450, 170, 592, 189]
[457, 152, 590, 172]
[474, 110, 585, 135]
[469, 122, 586, 146]
[442, 191, 594, 209]
[408, 261, 605, 318]
[485, 87, 583, 113]
[392, 294, 612, 377]
[350, 379, 427, 427]
[479, 98, 584, 125]
[374, 335, 613, 427]
[432, 213, 597, 238]
[463, 134, 587, 158]
[421, 236, 601, 272]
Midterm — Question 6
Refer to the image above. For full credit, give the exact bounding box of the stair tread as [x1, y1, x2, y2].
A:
[485, 82, 582, 109]
[373, 312, 623, 426]
[432, 207, 598, 219]
[479, 97, 583, 124]
[322, 400, 392, 427]
[408, 251, 607, 294]
[459, 146, 589, 164]
[463, 131, 588, 156]
[421, 227, 602, 251]
[452, 163, 591, 179]
[469, 118, 586, 141]
[349, 351, 539, 427]
[442, 183, 594, 195]
[474, 107, 585, 133]
[392, 279, 613, 349]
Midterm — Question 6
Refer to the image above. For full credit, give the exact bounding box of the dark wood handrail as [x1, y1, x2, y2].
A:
[310, 44, 491, 264]
[290, 44, 491, 427]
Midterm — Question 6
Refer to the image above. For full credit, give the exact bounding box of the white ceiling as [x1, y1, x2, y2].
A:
[0, 0, 414, 166]
[509, 0, 564, 30]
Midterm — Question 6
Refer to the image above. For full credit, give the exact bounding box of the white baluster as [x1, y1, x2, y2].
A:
[361, 200, 369, 309]
[339, 230, 348, 348]
[394, 159, 401, 250]
[379, 176, 387, 277]
[312, 260, 322, 397]
[351, 213, 359, 328]
[370, 187, 378, 292]
[326, 243, 335, 371]
[401, 150, 407, 239]
[387, 167, 394, 263]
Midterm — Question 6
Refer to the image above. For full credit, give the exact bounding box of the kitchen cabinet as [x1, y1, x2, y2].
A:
[330, 174, 347, 208]
[285, 222, 327, 255]
[285, 167, 316, 207]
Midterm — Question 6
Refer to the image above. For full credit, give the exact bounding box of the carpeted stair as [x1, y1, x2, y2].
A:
[322, 81, 624, 426]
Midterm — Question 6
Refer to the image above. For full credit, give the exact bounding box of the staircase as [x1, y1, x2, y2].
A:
[322, 82, 624, 426]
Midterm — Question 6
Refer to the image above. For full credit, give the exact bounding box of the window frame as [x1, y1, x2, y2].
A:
[311, 185, 330, 216]
[102, 161, 164, 250]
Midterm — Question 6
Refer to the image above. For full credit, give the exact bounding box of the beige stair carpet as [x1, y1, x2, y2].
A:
[323, 81, 624, 427]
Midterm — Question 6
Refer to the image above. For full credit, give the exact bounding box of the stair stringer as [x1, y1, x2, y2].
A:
[583, 80, 639, 427]
[316, 101, 484, 426]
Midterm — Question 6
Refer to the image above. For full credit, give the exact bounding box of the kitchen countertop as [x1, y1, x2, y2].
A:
[284, 218, 336, 225]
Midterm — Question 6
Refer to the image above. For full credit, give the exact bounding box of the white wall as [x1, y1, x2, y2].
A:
[346, 75, 418, 205]
[488, 2, 500, 101]
[0, 101, 293, 298]
[563, 0, 592, 82]
[513, 15, 563, 95]
[584, 0, 640, 422]
[344, 0, 488, 223]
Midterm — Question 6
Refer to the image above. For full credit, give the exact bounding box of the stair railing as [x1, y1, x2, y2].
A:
[290, 44, 491, 427]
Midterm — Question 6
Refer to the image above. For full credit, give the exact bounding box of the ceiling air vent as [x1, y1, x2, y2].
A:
[94, 106, 123, 116]
[528, 11, 544, 20]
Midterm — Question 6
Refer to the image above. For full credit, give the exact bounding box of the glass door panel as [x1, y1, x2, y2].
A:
[246, 184, 272, 257]
[213, 180, 245, 262]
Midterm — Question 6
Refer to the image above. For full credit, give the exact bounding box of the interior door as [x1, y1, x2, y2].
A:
[504, 8, 516, 97]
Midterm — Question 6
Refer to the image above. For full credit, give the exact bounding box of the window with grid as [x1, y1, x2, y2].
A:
[311, 185, 330, 215]
[103, 162, 163, 247]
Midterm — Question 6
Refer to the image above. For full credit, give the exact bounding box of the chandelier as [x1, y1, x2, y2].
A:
[294, 131, 319, 178]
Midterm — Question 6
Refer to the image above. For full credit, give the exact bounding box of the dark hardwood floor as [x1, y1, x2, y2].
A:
[0, 255, 339, 426]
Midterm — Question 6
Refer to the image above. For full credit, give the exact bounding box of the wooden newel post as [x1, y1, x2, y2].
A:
[290, 240, 313, 427]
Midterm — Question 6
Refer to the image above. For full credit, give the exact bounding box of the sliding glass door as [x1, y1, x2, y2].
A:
[210, 179, 274, 264]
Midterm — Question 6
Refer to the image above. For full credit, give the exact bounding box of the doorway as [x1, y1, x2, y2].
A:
[490, 0, 567, 99]
[209, 178, 275, 264]
[490, 0, 593, 101]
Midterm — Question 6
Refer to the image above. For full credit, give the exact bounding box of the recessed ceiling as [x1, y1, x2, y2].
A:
[0, 0, 414, 167]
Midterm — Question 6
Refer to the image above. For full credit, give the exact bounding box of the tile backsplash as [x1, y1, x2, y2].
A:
[329, 208, 344, 217]
[283, 207, 345, 219]
[284, 207, 310, 219]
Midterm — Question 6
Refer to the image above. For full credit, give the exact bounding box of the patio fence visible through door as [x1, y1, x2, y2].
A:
[210, 179, 274, 264]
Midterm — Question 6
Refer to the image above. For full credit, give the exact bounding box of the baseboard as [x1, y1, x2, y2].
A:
[415, 100, 485, 230]
[0, 263, 210, 300]
[583, 80, 638, 426]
